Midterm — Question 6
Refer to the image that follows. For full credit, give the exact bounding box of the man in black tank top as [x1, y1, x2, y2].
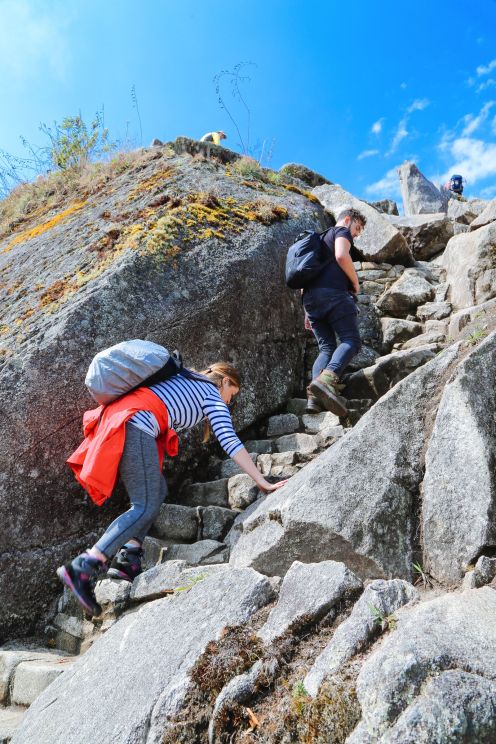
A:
[303, 207, 367, 417]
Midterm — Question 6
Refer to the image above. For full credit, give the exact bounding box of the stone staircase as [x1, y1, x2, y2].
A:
[0, 394, 375, 742]
[0, 254, 457, 741]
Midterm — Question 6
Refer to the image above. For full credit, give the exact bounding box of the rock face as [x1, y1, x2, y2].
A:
[380, 318, 423, 353]
[229, 344, 460, 581]
[441, 221, 496, 309]
[0, 142, 326, 637]
[257, 560, 362, 644]
[470, 198, 496, 229]
[387, 213, 454, 260]
[348, 588, 496, 743]
[12, 567, 274, 744]
[312, 183, 412, 264]
[448, 198, 487, 224]
[304, 579, 418, 697]
[397, 161, 448, 215]
[422, 332, 496, 584]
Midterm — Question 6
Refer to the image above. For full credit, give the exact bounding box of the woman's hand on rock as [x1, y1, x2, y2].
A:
[257, 478, 289, 494]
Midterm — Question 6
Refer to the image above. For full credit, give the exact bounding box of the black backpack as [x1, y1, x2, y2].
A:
[450, 174, 464, 194]
[285, 227, 334, 289]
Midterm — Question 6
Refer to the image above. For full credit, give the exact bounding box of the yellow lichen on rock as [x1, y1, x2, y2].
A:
[2, 201, 86, 254]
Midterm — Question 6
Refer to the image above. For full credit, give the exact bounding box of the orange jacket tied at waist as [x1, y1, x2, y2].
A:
[67, 387, 178, 506]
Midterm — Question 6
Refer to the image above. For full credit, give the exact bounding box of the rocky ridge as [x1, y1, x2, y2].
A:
[1, 151, 496, 742]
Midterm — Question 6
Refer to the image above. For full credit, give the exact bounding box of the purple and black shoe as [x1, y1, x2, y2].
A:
[56, 552, 105, 616]
[107, 546, 143, 582]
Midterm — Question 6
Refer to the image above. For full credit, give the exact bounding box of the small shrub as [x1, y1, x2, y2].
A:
[232, 156, 264, 180]
[465, 327, 488, 346]
[369, 604, 397, 632]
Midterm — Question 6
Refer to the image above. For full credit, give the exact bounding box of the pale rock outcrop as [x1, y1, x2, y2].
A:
[380, 317, 423, 353]
[470, 198, 496, 229]
[441, 221, 496, 309]
[422, 332, 496, 584]
[397, 161, 448, 215]
[448, 197, 487, 224]
[348, 589, 496, 743]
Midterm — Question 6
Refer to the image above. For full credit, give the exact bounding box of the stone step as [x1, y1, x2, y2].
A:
[266, 413, 299, 438]
[219, 454, 257, 479]
[160, 540, 229, 566]
[179, 478, 230, 508]
[242, 439, 274, 454]
[153, 503, 199, 542]
[274, 432, 322, 455]
[0, 705, 26, 743]
[286, 398, 307, 417]
[10, 653, 75, 707]
[0, 643, 73, 706]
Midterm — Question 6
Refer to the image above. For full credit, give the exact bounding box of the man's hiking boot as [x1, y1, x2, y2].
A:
[56, 552, 105, 617]
[305, 394, 323, 414]
[107, 546, 143, 582]
[309, 370, 348, 418]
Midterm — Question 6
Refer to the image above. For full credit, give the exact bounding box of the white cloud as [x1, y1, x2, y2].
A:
[406, 98, 430, 113]
[439, 137, 496, 184]
[461, 101, 495, 136]
[365, 166, 401, 199]
[477, 79, 496, 93]
[387, 99, 430, 156]
[357, 149, 379, 160]
[476, 59, 496, 76]
[371, 119, 384, 135]
[0, 1, 70, 82]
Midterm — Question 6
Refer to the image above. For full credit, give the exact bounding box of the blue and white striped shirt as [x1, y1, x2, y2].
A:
[128, 375, 244, 458]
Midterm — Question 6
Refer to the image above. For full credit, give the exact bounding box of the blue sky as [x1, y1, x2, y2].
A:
[1, 0, 496, 203]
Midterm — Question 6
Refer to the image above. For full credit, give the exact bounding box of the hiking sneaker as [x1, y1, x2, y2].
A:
[309, 370, 348, 418]
[107, 546, 143, 582]
[56, 552, 104, 616]
[305, 394, 323, 414]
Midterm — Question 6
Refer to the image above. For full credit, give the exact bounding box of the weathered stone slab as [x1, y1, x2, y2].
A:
[274, 433, 321, 455]
[388, 212, 454, 259]
[227, 474, 259, 510]
[164, 540, 228, 566]
[12, 568, 274, 744]
[470, 198, 496, 229]
[375, 269, 435, 318]
[266, 413, 299, 438]
[153, 503, 198, 541]
[0, 645, 64, 705]
[242, 439, 273, 455]
[416, 301, 451, 321]
[448, 197, 487, 224]
[312, 183, 412, 264]
[448, 297, 496, 338]
[286, 398, 307, 417]
[0, 707, 26, 744]
[380, 317, 423, 353]
[348, 588, 496, 743]
[12, 657, 75, 706]
[305, 579, 418, 697]
[257, 560, 362, 644]
[400, 332, 444, 350]
[301, 411, 340, 434]
[220, 455, 257, 479]
[441, 222, 496, 309]
[423, 332, 496, 584]
[343, 346, 438, 400]
[200, 506, 237, 541]
[130, 560, 228, 602]
[181, 479, 229, 508]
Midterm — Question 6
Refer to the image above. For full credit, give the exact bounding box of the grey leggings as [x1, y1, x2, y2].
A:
[95, 424, 167, 558]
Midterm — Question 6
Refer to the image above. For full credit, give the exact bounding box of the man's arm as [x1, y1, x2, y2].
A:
[335, 237, 359, 294]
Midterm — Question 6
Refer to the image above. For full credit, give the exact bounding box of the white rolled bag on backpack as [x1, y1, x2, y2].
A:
[85, 340, 180, 405]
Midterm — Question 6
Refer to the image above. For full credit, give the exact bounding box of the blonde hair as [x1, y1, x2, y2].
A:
[198, 362, 241, 443]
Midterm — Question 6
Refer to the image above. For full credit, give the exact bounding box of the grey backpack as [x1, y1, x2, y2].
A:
[85, 340, 182, 405]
